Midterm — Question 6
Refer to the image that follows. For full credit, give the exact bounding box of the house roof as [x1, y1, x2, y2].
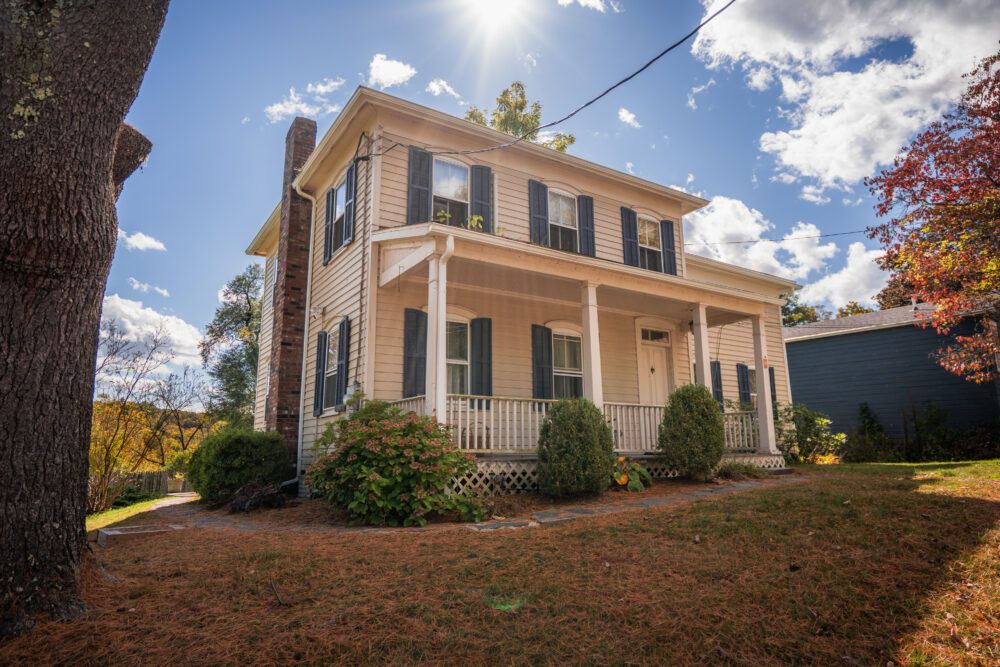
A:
[782, 303, 936, 342]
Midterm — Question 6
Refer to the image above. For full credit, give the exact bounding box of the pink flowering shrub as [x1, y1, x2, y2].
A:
[306, 400, 483, 526]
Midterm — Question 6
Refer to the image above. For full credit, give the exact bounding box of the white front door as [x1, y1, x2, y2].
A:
[639, 343, 672, 406]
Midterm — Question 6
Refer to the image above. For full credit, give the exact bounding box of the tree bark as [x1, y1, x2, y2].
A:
[0, 0, 169, 637]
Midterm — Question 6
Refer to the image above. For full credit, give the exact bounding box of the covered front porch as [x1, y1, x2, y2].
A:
[370, 224, 784, 471]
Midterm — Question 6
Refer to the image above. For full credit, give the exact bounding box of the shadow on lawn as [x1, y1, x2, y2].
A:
[3, 466, 998, 665]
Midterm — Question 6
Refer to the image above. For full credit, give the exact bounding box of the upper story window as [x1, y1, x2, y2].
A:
[637, 217, 662, 272]
[446, 320, 470, 394]
[547, 190, 578, 252]
[433, 158, 469, 228]
[552, 333, 583, 399]
[330, 180, 347, 253]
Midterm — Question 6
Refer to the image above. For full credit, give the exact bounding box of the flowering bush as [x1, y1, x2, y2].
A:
[307, 400, 484, 526]
[611, 456, 653, 492]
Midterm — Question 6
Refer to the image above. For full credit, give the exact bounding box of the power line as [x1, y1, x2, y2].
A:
[367, 0, 738, 159]
[685, 229, 868, 247]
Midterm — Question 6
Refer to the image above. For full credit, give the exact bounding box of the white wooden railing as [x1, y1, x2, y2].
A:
[604, 402, 665, 452]
[723, 410, 758, 453]
[444, 394, 556, 452]
[388, 395, 425, 415]
[387, 394, 759, 454]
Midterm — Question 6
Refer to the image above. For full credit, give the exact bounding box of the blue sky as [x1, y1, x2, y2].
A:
[108, 0, 999, 364]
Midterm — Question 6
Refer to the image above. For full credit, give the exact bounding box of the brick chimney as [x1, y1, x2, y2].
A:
[265, 116, 317, 465]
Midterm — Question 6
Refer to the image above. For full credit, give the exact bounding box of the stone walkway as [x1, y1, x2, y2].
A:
[115, 476, 806, 537]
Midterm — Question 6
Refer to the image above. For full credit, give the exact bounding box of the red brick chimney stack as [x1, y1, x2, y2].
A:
[265, 116, 317, 466]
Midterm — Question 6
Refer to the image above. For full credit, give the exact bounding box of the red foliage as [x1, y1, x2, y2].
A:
[867, 49, 1000, 383]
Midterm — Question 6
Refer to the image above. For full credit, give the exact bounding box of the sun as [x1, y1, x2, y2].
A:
[461, 0, 532, 35]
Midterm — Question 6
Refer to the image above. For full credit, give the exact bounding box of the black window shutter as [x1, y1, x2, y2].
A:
[528, 179, 549, 246]
[334, 316, 351, 406]
[621, 207, 639, 266]
[406, 146, 432, 225]
[660, 219, 677, 275]
[343, 161, 356, 246]
[470, 165, 493, 233]
[470, 317, 492, 397]
[312, 331, 328, 416]
[403, 308, 428, 398]
[323, 188, 334, 265]
[736, 363, 751, 405]
[710, 360, 723, 406]
[578, 195, 595, 257]
[531, 324, 553, 400]
[769, 366, 777, 416]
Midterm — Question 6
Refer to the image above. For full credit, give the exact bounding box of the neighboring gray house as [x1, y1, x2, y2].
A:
[783, 304, 1000, 438]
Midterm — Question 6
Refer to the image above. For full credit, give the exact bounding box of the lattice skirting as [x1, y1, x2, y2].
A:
[453, 452, 786, 496]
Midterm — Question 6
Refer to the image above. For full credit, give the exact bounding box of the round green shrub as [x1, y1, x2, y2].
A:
[187, 429, 290, 505]
[306, 404, 483, 527]
[536, 398, 614, 498]
[658, 384, 725, 481]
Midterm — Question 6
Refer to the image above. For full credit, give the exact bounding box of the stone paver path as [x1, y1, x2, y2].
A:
[118, 476, 806, 536]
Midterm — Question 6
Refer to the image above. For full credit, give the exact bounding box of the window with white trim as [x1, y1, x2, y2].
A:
[637, 217, 662, 272]
[446, 320, 470, 394]
[547, 190, 578, 252]
[322, 333, 340, 410]
[552, 333, 583, 399]
[330, 180, 347, 254]
[747, 365, 758, 405]
[433, 158, 469, 228]
[641, 328, 670, 344]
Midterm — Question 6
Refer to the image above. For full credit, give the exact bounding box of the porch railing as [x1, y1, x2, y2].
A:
[445, 394, 557, 452]
[386, 394, 759, 455]
[388, 395, 425, 415]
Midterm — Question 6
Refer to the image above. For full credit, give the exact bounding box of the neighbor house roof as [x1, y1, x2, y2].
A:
[783, 303, 936, 342]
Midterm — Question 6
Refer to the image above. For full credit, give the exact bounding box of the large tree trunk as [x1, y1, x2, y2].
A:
[0, 0, 169, 636]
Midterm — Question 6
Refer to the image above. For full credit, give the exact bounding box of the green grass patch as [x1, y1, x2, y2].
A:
[86, 497, 166, 532]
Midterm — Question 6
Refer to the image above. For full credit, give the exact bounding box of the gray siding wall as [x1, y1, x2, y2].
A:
[785, 318, 999, 438]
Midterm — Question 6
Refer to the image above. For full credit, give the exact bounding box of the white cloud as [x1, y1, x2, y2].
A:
[686, 78, 716, 110]
[264, 87, 320, 123]
[770, 172, 797, 185]
[153, 286, 170, 298]
[367, 54, 416, 89]
[557, 0, 608, 11]
[625, 161, 635, 175]
[521, 52, 539, 69]
[306, 77, 345, 96]
[684, 196, 838, 280]
[609, 0, 624, 12]
[128, 276, 169, 298]
[617, 107, 641, 128]
[692, 0, 998, 188]
[685, 173, 696, 187]
[799, 184, 831, 205]
[842, 197, 863, 207]
[240, 116, 250, 125]
[101, 294, 202, 367]
[426, 78, 461, 101]
[799, 242, 888, 308]
[117, 228, 166, 252]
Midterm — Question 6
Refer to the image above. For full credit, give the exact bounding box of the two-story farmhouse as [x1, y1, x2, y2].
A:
[248, 87, 797, 492]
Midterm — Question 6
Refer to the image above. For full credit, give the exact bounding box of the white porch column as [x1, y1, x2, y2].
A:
[692, 303, 711, 387]
[580, 282, 604, 408]
[433, 249, 449, 421]
[424, 258, 439, 417]
[752, 314, 779, 455]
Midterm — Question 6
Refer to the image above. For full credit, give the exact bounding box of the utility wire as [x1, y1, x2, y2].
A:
[365, 0, 738, 159]
[685, 229, 868, 247]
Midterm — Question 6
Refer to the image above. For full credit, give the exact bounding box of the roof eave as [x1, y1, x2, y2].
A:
[246, 203, 281, 256]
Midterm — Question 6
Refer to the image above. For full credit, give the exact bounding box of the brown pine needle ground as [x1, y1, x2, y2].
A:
[2, 461, 998, 665]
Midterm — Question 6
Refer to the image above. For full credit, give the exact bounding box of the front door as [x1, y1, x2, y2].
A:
[639, 343, 672, 406]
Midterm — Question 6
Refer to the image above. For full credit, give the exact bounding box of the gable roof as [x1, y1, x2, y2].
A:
[783, 303, 936, 342]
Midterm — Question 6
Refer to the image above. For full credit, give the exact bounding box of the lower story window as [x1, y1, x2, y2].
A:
[446, 320, 469, 394]
[433, 196, 469, 228]
[747, 366, 757, 406]
[552, 333, 583, 399]
[323, 335, 339, 410]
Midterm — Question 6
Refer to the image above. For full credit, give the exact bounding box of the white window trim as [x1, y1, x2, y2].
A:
[551, 330, 583, 399]
[546, 188, 579, 252]
[746, 364, 758, 404]
[328, 176, 349, 261]
[432, 156, 470, 203]
[446, 319, 471, 395]
[322, 325, 342, 414]
[637, 216, 662, 252]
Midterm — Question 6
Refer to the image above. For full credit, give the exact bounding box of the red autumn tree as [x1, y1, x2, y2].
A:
[867, 49, 1000, 384]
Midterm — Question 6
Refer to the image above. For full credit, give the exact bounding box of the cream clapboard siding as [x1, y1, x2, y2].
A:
[373, 278, 693, 405]
[252, 254, 275, 430]
[375, 130, 684, 275]
[298, 138, 377, 471]
[686, 304, 791, 406]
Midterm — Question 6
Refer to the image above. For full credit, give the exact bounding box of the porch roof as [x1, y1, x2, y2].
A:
[374, 223, 790, 321]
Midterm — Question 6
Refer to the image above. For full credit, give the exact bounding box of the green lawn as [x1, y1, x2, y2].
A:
[86, 497, 168, 532]
[6, 460, 998, 665]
